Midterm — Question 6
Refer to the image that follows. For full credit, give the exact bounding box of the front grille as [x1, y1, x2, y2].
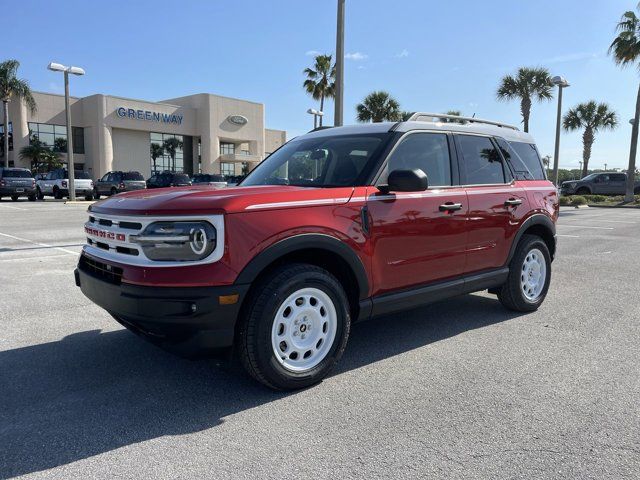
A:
[79, 255, 123, 285]
[89, 216, 142, 230]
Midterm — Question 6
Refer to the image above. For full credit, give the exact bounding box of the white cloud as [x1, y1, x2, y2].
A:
[345, 52, 368, 61]
[396, 49, 409, 58]
[305, 50, 322, 56]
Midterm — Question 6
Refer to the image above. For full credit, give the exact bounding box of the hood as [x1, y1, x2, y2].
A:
[89, 185, 355, 216]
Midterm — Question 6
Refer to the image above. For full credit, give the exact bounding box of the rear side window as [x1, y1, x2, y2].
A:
[123, 172, 144, 180]
[383, 133, 452, 186]
[610, 174, 626, 182]
[457, 135, 506, 185]
[173, 174, 190, 183]
[508, 141, 546, 180]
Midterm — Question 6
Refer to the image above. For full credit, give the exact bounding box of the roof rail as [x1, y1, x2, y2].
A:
[406, 112, 519, 131]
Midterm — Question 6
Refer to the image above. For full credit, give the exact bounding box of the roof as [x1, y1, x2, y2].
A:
[301, 118, 536, 144]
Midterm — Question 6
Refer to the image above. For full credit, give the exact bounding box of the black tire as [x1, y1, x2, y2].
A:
[85, 194, 94, 201]
[36, 187, 44, 200]
[236, 263, 351, 390]
[110, 187, 117, 196]
[11, 195, 18, 202]
[53, 187, 62, 200]
[94, 188, 101, 200]
[28, 194, 36, 201]
[575, 187, 590, 195]
[498, 234, 551, 312]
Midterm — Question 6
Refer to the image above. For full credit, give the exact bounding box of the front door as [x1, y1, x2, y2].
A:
[366, 131, 468, 297]
[455, 134, 526, 274]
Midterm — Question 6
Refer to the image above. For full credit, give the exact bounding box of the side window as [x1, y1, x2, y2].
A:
[383, 133, 452, 186]
[596, 175, 609, 183]
[507, 141, 546, 180]
[611, 174, 626, 182]
[458, 135, 506, 185]
[101, 173, 110, 182]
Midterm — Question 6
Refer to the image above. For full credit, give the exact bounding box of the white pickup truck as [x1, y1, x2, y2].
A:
[36, 168, 94, 200]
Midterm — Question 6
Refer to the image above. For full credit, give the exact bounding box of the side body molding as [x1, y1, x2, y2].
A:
[234, 234, 370, 299]
[506, 213, 556, 264]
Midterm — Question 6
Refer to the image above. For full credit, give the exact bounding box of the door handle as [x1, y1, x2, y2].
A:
[504, 198, 523, 206]
[439, 202, 463, 212]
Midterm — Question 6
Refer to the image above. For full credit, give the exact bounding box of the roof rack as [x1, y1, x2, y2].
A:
[406, 112, 519, 131]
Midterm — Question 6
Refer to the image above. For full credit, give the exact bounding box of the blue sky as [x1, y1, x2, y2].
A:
[6, 0, 639, 169]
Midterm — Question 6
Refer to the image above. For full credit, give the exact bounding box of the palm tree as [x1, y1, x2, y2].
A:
[610, 5, 640, 201]
[19, 137, 61, 172]
[563, 101, 618, 178]
[1, 60, 37, 167]
[496, 67, 554, 132]
[162, 137, 183, 172]
[150, 143, 164, 174]
[401, 111, 415, 121]
[439, 110, 468, 124]
[53, 136, 67, 153]
[303, 54, 335, 127]
[356, 91, 401, 123]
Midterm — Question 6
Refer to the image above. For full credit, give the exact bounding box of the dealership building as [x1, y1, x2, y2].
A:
[1, 91, 287, 178]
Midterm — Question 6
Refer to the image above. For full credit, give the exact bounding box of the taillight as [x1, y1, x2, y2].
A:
[32, 180, 36, 187]
[119, 182, 125, 189]
[0, 180, 5, 186]
[61, 180, 68, 188]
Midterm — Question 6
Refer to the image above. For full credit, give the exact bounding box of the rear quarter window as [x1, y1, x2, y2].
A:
[507, 141, 546, 180]
[123, 172, 144, 181]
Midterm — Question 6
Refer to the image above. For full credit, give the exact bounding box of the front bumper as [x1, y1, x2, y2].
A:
[75, 259, 250, 356]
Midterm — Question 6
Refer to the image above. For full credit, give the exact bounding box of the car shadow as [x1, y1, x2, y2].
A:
[0, 294, 523, 478]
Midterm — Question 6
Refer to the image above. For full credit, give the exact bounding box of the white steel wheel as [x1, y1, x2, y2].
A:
[520, 248, 547, 301]
[271, 287, 338, 373]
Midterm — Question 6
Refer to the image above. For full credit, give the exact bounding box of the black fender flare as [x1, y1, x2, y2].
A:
[234, 233, 369, 299]
[506, 214, 556, 264]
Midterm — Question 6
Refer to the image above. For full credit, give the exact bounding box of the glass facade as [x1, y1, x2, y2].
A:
[0, 122, 13, 155]
[28, 122, 85, 154]
[150, 132, 184, 173]
[220, 162, 235, 176]
[220, 142, 235, 155]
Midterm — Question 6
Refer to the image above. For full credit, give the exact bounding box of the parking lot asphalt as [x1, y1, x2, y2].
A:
[1, 200, 639, 479]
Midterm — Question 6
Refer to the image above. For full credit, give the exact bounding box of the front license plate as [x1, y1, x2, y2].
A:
[16, 188, 24, 193]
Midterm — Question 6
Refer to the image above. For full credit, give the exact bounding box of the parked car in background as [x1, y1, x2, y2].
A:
[225, 175, 245, 186]
[560, 172, 640, 195]
[94, 171, 146, 199]
[36, 168, 94, 200]
[0, 168, 36, 201]
[192, 173, 227, 189]
[146, 171, 192, 189]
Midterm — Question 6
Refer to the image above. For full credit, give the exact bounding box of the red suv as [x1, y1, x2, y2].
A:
[75, 114, 558, 390]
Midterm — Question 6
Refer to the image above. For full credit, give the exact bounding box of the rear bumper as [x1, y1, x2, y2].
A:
[0, 187, 35, 196]
[75, 261, 250, 355]
[60, 188, 93, 196]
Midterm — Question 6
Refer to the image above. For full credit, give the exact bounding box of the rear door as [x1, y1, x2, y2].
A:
[609, 173, 626, 194]
[455, 134, 527, 274]
[366, 131, 468, 296]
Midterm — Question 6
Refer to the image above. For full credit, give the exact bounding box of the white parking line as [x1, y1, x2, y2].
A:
[557, 234, 580, 238]
[557, 225, 614, 230]
[0, 232, 78, 256]
[596, 220, 637, 224]
[0, 204, 27, 211]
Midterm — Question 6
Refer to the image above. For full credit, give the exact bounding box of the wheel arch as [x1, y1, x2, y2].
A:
[507, 214, 556, 264]
[235, 234, 369, 318]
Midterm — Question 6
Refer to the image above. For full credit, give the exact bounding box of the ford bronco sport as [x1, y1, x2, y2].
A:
[75, 113, 558, 390]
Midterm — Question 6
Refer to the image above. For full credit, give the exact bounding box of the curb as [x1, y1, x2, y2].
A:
[587, 204, 640, 209]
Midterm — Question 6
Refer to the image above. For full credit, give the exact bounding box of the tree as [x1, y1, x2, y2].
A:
[609, 4, 640, 201]
[401, 111, 415, 121]
[162, 137, 183, 172]
[303, 54, 335, 127]
[563, 101, 618, 178]
[241, 162, 250, 176]
[150, 143, 164, 174]
[356, 91, 401, 123]
[19, 137, 61, 172]
[439, 110, 468, 124]
[1, 60, 37, 167]
[496, 67, 553, 132]
[53, 136, 67, 153]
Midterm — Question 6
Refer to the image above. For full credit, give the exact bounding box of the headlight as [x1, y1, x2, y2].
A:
[130, 221, 216, 261]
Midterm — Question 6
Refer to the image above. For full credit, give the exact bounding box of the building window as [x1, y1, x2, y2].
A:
[27, 122, 85, 154]
[150, 132, 184, 173]
[220, 162, 235, 176]
[240, 149, 250, 156]
[220, 142, 235, 155]
[0, 123, 13, 155]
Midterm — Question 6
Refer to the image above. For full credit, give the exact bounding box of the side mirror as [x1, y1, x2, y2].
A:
[382, 168, 428, 193]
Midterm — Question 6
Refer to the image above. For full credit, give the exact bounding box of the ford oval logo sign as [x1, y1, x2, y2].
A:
[228, 115, 248, 126]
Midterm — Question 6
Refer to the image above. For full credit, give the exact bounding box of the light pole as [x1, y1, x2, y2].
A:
[307, 108, 324, 129]
[551, 75, 569, 186]
[47, 62, 85, 201]
[334, 0, 345, 126]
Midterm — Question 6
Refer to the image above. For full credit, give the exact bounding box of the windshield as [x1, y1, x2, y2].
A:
[581, 173, 598, 181]
[241, 133, 387, 187]
[2, 169, 32, 178]
[62, 170, 91, 179]
[193, 174, 226, 183]
[123, 172, 144, 181]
